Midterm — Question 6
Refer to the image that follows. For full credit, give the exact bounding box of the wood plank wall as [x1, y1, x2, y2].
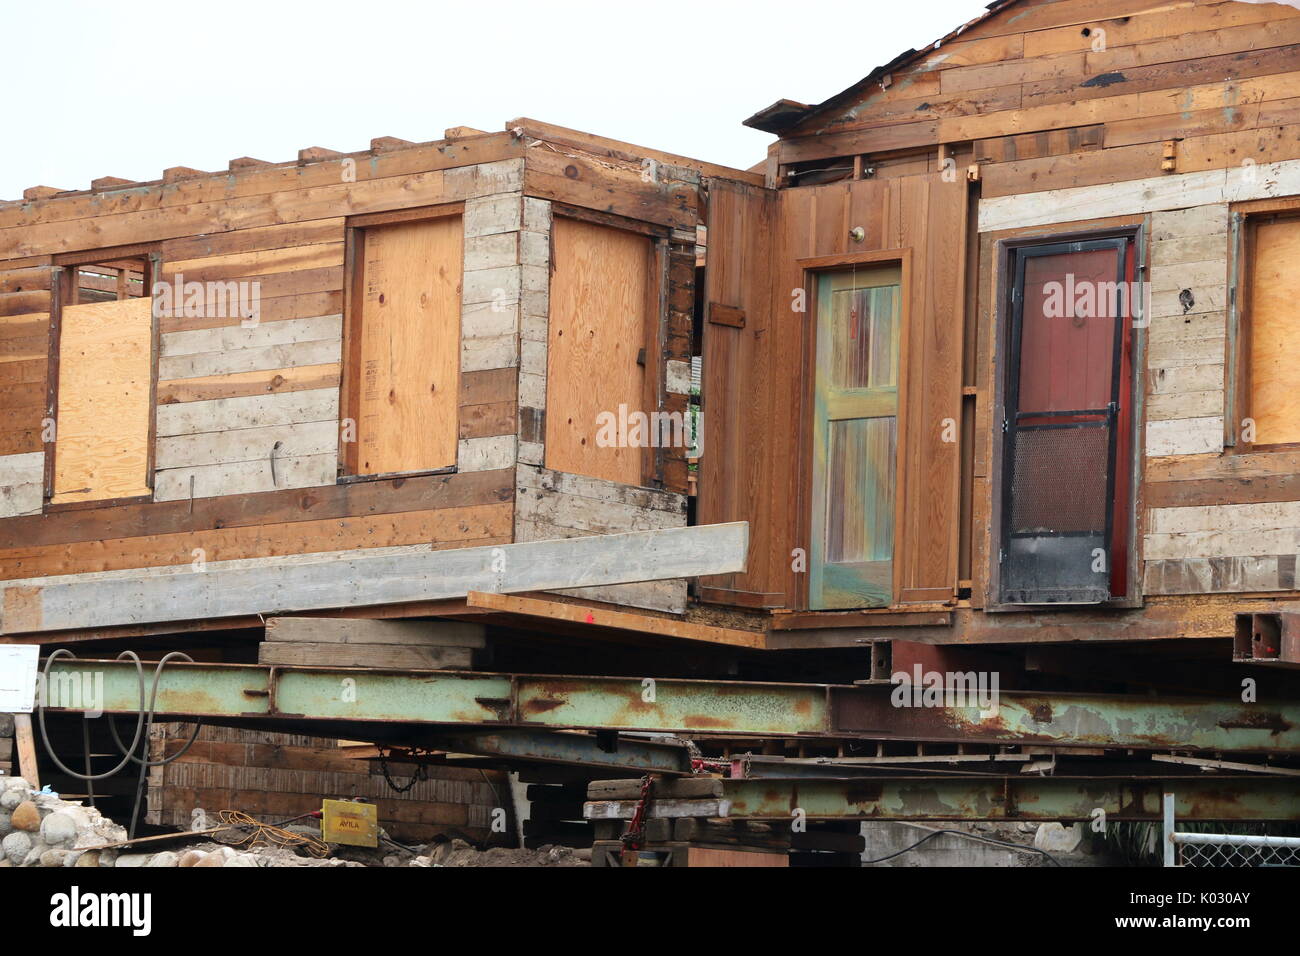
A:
[978, 152, 1300, 599]
[699, 174, 966, 609]
[147, 723, 511, 845]
[776, 0, 1300, 195]
[0, 130, 708, 630]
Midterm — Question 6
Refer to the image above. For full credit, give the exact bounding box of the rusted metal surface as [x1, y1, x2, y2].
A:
[40, 659, 1300, 755]
[1235, 611, 1300, 669]
[712, 777, 1300, 822]
[424, 730, 692, 774]
[830, 687, 1299, 754]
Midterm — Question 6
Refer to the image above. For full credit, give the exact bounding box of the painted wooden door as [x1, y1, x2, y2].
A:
[810, 265, 902, 609]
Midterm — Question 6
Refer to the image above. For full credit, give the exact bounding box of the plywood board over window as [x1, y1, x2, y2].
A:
[1247, 216, 1300, 448]
[546, 217, 653, 487]
[350, 215, 463, 476]
[51, 297, 153, 504]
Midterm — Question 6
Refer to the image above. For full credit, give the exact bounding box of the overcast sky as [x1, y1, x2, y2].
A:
[3, 1, 990, 199]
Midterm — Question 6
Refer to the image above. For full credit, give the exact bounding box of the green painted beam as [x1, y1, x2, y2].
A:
[716, 777, 1300, 822]
[427, 731, 692, 774]
[583, 777, 1300, 822]
[38, 659, 1300, 755]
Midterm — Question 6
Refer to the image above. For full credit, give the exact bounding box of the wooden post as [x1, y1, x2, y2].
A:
[13, 714, 39, 787]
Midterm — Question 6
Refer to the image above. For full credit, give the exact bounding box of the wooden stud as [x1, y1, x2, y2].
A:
[90, 177, 134, 191]
[370, 136, 413, 152]
[22, 187, 62, 201]
[162, 167, 208, 184]
[298, 146, 343, 163]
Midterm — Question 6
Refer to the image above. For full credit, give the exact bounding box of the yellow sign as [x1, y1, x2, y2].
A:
[321, 799, 379, 848]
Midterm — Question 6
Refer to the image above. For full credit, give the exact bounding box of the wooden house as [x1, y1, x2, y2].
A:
[5, 0, 1300, 845]
[0, 122, 757, 649]
[700, 0, 1300, 673]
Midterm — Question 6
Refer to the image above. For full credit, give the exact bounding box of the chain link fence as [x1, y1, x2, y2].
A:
[1163, 793, 1300, 867]
[1174, 831, 1300, 867]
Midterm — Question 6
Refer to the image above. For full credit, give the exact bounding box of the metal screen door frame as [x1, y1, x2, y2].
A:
[998, 237, 1130, 606]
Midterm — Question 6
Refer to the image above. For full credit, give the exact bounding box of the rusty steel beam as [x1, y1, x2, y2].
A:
[38, 658, 1300, 755]
[584, 777, 1300, 822]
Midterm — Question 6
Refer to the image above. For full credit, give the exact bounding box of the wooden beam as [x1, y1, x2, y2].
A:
[13, 714, 38, 786]
[1, 522, 749, 635]
[465, 591, 767, 649]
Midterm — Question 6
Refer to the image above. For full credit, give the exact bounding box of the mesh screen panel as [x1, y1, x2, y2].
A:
[1010, 424, 1110, 534]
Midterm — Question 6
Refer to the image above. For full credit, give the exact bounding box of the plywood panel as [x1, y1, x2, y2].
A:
[1249, 217, 1300, 447]
[545, 217, 651, 487]
[52, 297, 153, 504]
[355, 216, 463, 474]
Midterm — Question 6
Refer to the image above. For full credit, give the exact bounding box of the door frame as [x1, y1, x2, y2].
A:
[986, 224, 1146, 612]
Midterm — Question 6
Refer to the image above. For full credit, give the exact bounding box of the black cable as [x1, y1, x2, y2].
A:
[36, 650, 205, 838]
[860, 827, 1063, 866]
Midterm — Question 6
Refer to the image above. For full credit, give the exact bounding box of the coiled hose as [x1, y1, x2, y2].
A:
[36, 649, 204, 838]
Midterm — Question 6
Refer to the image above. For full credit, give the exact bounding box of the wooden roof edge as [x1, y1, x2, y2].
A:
[506, 116, 766, 187]
[1, 128, 525, 209]
[750, 0, 1023, 139]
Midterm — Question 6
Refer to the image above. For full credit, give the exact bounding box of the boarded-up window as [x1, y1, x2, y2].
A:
[52, 297, 153, 503]
[1248, 215, 1300, 447]
[349, 215, 463, 476]
[546, 218, 653, 487]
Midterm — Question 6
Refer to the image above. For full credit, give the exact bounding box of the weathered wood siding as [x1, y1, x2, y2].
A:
[0, 128, 713, 632]
[699, 173, 966, 609]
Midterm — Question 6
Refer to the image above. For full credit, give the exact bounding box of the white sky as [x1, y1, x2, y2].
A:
[2, 1, 991, 199]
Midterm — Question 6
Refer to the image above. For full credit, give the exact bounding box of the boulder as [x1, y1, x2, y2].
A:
[40, 810, 81, 846]
[1, 830, 32, 863]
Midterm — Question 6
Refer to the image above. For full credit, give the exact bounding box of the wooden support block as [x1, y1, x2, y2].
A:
[298, 146, 343, 163]
[91, 176, 134, 191]
[162, 167, 208, 183]
[13, 714, 38, 787]
[708, 303, 745, 328]
[445, 127, 488, 139]
[585, 798, 732, 819]
[588, 777, 724, 800]
[674, 817, 789, 849]
[370, 136, 413, 152]
[466, 592, 765, 650]
[265, 617, 486, 647]
[228, 157, 272, 170]
[1162, 140, 1178, 173]
[22, 186, 62, 200]
[256, 641, 474, 670]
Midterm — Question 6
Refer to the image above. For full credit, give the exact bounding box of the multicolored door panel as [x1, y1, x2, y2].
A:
[810, 266, 901, 609]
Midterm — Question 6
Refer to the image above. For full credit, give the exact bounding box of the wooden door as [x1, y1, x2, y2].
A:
[810, 265, 902, 609]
